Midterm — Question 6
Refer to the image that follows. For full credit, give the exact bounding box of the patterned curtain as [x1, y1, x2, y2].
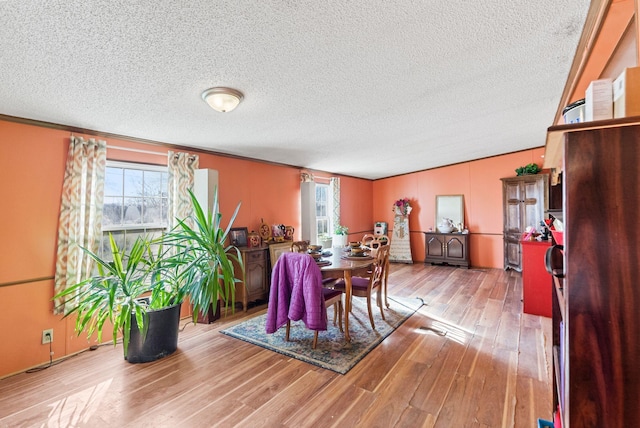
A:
[167, 151, 199, 229]
[53, 136, 106, 314]
[330, 177, 341, 231]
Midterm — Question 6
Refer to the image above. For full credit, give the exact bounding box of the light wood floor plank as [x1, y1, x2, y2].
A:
[238, 370, 332, 426]
[357, 359, 430, 426]
[0, 264, 553, 427]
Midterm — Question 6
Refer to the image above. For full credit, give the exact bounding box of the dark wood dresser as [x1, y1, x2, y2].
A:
[423, 232, 470, 268]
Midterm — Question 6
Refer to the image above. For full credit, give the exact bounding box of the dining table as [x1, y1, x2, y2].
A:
[319, 247, 374, 342]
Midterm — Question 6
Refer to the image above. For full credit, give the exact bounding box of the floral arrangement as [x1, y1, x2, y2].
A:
[393, 197, 412, 215]
[515, 163, 540, 176]
[334, 224, 349, 235]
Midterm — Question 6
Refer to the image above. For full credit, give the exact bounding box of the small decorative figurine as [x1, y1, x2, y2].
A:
[259, 219, 271, 242]
[284, 226, 294, 240]
[248, 231, 261, 248]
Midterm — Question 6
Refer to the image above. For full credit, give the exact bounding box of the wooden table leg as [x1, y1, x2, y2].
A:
[384, 259, 390, 308]
[344, 270, 352, 342]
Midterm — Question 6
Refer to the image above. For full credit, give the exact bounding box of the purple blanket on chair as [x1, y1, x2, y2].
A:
[265, 252, 327, 334]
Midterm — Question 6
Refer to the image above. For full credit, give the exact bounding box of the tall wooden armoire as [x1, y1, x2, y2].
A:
[500, 174, 549, 271]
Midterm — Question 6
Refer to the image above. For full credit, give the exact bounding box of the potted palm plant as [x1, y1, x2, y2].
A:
[161, 189, 244, 321]
[54, 188, 243, 363]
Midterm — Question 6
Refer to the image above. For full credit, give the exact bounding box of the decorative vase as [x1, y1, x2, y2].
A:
[319, 236, 333, 248]
[333, 234, 347, 248]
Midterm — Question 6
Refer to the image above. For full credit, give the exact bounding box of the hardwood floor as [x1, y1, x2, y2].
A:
[0, 263, 552, 427]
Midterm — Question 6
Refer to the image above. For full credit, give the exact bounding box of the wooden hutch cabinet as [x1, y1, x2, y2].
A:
[500, 174, 548, 271]
[542, 0, 640, 424]
[548, 121, 640, 427]
[423, 232, 470, 268]
[236, 246, 269, 311]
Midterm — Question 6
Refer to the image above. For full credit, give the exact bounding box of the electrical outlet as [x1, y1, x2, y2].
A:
[42, 329, 53, 344]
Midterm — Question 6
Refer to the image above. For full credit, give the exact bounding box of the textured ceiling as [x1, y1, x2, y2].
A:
[0, 1, 589, 179]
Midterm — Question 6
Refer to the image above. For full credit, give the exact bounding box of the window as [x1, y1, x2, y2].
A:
[315, 183, 332, 240]
[301, 177, 339, 245]
[100, 161, 169, 258]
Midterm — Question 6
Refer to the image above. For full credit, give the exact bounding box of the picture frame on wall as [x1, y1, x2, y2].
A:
[230, 227, 248, 247]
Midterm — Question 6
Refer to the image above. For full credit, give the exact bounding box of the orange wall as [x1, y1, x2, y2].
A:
[372, 147, 546, 268]
[0, 119, 374, 378]
[0, 117, 544, 378]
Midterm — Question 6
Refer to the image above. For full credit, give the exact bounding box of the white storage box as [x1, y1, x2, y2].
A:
[613, 67, 640, 118]
[585, 78, 613, 121]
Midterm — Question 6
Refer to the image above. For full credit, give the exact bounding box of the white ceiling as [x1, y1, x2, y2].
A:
[0, 1, 590, 180]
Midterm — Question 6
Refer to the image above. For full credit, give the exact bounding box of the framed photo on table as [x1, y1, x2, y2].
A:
[230, 227, 248, 247]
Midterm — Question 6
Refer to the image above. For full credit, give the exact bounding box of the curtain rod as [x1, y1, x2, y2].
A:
[107, 145, 167, 156]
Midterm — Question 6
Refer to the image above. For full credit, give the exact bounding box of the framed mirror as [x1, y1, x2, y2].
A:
[435, 195, 464, 233]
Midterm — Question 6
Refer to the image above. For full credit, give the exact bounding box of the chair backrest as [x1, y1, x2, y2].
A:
[370, 245, 390, 290]
[266, 252, 327, 333]
[362, 234, 375, 247]
[291, 240, 310, 253]
[363, 234, 390, 256]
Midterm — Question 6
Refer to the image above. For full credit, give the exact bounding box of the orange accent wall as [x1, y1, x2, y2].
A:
[0, 119, 377, 378]
[372, 148, 546, 268]
[0, 117, 544, 378]
[337, 177, 374, 241]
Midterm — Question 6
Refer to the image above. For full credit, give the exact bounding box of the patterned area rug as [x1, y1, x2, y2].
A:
[221, 295, 424, 374]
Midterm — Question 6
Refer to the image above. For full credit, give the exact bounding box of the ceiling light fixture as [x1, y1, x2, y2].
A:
[201, 87, 244, 113]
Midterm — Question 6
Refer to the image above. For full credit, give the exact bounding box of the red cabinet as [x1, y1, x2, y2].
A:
[521, 239, 552, 317]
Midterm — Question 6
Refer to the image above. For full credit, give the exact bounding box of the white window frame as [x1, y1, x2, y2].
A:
[316, 182, 330, 239]
[100, 160, 169, 257]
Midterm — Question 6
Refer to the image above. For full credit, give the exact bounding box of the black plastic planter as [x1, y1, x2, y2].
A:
[126, 303, 181, 364]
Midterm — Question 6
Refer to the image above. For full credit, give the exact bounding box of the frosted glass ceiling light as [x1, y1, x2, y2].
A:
[201, 87, 243, 113]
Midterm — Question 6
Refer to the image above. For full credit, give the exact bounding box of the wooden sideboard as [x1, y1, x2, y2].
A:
[423, 232, 470, 268]
[236, 246, 269, 311]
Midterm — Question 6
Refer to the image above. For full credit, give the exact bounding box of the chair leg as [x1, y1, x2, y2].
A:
[337, 301, 343, 332]
[384, 260, 390, 308]
[366, 296, 376, 330]
[377, 290, 386, 320]
[313, 331, 318, 349]
[286, 320, 291, 342]
[332, 303, 337, 326]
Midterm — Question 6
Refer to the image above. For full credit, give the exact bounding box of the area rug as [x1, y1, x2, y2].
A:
[220, 295, 423, 374]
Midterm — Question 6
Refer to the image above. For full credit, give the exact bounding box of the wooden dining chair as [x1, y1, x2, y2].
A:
[334, 244, 390, 329]
[290, 240, 310, 253]
[297, 238, 344, 326]
[363, 234, 389, 252]
[362, 234, 391, 307]
[362, 234, 376, 248]
[266, 252, 343, 348]
[287, 288, 343, 348]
